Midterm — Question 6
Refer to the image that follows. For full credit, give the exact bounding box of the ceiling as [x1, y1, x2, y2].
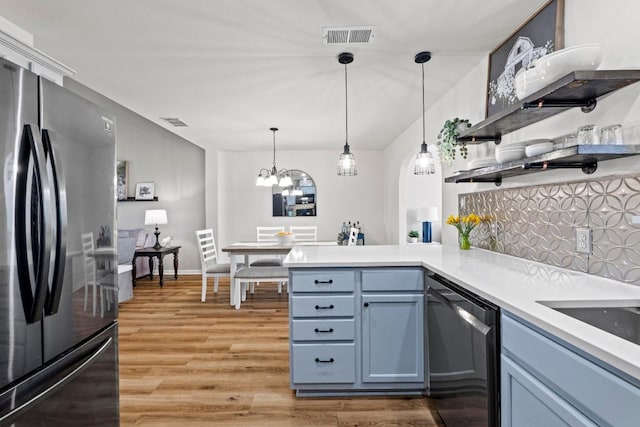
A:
[0, 0, 548, 152]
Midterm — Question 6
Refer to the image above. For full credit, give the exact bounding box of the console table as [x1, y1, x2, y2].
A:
[132, 246, 181, 287]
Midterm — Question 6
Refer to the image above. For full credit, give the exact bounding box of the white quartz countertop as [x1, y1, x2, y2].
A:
[284, 244, 640, 381]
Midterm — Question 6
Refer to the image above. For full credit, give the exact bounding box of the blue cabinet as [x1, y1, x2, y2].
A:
[361, 293, 424, 384]
[289, 267, 425, 396]
[501, 312, 640, 427]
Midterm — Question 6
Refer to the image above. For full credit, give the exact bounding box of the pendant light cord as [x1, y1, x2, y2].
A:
[344, 63, 349, 145]
[421, 62, 426, 145]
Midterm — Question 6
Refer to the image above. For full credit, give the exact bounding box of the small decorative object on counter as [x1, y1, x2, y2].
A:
[446, 213, 481, 250]
[437, 118, 472, 166]
[408, 230, 420, 244]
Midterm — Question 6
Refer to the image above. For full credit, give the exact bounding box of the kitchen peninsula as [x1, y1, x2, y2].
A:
[284, 244, 640, 426]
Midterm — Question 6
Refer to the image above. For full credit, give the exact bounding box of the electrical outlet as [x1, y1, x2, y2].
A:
[576, 228, 592, 254]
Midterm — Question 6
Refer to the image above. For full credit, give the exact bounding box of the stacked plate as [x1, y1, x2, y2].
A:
[495, 141, 526, 163]
[467, 157, 497, 170]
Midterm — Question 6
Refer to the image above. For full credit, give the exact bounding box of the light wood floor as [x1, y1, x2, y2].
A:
[118, 275, 443, 426]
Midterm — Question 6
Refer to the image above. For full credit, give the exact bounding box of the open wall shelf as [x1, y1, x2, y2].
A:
[118, 197, 159, 202]
[457, 70, 640, 144]
[445, 144, 640, 186]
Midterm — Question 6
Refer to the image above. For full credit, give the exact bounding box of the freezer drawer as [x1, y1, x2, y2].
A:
[0, 323, 119, 426]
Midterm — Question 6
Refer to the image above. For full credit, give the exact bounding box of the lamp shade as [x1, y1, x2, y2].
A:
[145, 209, 167, 226]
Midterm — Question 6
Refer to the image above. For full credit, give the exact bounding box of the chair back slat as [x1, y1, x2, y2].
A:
[196, 229, 219, 267]
[289, 226, 318, 242]
[256, 226, 285, 242]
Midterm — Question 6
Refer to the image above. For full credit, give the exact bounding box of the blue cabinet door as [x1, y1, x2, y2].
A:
[361, 294, 424, 384]
[501, 354, 598, 427]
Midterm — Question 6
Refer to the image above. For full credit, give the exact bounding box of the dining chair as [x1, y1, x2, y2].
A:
[251, 226, 285, 267]
[232, 266, 289, 309]
[347, 227, 359, 246]
[289, 225, 318, 242]
[196, 228, 236, 302]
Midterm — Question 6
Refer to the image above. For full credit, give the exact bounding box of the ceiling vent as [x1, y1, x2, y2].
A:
[160, 117, 188, 127]
[322, 26, 376, 44]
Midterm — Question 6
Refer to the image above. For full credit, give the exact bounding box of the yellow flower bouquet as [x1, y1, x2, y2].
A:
[446, 213, 481, 249]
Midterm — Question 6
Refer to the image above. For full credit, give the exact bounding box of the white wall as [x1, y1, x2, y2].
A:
[65, 79, 206, 272]
[385, 0, 640, 248]
[216, 149, 384, 259]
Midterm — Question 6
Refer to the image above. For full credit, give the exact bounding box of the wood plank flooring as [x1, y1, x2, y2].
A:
[118, 276, 443, 426]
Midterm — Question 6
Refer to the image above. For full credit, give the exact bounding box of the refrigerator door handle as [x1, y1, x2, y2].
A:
[42, 129, 68, 315]
[0, 337, 113, 425]
[15, 124, 53, 323]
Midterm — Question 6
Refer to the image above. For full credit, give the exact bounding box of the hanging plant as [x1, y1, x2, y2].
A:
[436, 118, 472, 166]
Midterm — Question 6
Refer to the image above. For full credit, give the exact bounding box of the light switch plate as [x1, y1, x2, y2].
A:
[576, 228, 592, 254]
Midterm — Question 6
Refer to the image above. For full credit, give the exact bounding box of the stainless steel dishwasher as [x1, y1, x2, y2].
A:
[426, 271, 500, 427]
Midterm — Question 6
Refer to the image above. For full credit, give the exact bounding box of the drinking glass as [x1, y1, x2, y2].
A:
[577, 124, 599, 145]
[600, 124, 623, 145]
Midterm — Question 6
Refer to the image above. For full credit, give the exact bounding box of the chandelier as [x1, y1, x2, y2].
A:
[256, 127, 293, 187]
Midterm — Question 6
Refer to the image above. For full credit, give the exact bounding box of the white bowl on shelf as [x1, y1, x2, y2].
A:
[495, 148, 525, 163]
[525, 142, 554, 157]
[534, 43, 603, 83]
[515, 67, 546, 100]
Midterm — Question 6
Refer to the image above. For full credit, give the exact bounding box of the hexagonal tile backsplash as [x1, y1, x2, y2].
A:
[459, 174, 640, 285]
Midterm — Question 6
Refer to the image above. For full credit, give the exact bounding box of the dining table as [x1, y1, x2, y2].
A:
[220, 241, 338, 306]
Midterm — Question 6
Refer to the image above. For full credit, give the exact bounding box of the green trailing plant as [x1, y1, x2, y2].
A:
[408, 230, 420, 238]
[436, 118, 472, 166]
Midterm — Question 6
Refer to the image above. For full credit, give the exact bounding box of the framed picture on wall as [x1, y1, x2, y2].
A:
[135, 182, 155, 200]
[485, 0, 564, 118]
[116, 160, 129, 200]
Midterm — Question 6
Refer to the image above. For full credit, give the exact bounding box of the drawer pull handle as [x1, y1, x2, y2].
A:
[315, 358, 335, 364]
[315, 304, 334, 310]
[363, 302, 369, 307]
[314, 328, 334, 333]
[314, 279, 333, 284]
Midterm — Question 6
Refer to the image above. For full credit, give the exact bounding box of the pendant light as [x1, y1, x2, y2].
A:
[413, 51, 435, 175]
[337, 52, 357, 176]
[255, 127, 293, 187]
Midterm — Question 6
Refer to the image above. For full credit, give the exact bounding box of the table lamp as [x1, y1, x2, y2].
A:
[419, 207, 439, 243]
[145, 209, 168, 249]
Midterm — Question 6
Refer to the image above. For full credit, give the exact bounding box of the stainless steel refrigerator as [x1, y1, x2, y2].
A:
[0, 57, 119, 425]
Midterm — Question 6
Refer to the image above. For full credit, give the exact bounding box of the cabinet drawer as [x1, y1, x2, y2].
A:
[291, 343, 355, 384]
[291, 295, 354, 318]
[502, 313, 640, 427]
[291, 319, 355, 341]
[362, 269, 424, 292]
[290, 270, 355, 293]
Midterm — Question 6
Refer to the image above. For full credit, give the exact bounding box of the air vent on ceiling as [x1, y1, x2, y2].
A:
[322, 26, 376, 44]
[160, 117, 188, 127]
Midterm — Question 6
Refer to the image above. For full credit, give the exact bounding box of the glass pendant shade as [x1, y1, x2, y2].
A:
[414, 142, 435, 175]
[337, 143, 357, 176]
[278, 172, 293, 187]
